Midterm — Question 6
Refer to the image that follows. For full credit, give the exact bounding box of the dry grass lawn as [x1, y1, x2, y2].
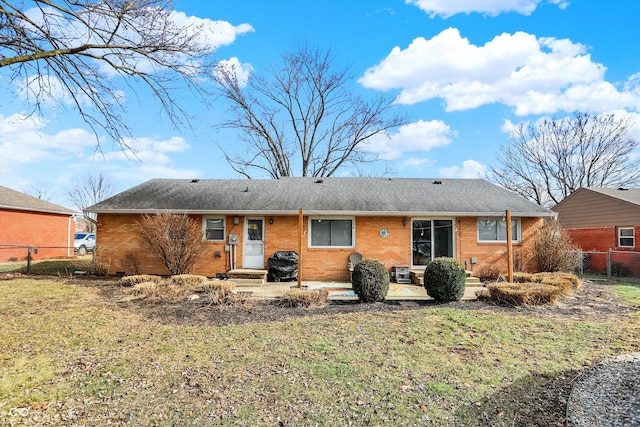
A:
[1, 276, 639, 426]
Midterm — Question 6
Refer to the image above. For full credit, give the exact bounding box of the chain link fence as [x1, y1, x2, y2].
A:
[0, 244, 75, 273]
[575, 249, 640, 279]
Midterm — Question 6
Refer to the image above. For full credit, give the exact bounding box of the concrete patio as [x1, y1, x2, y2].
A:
[233, 280, 483, 301]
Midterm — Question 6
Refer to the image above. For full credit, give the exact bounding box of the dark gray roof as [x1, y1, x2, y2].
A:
[581, 187, 640, 207]
[87, 177, 553, 217]
[0, 185, 76, 215]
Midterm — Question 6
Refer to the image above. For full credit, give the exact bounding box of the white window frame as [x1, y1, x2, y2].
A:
[203, 216, 226, 241]
[477, 218, 521, 243]
[308, 217, 355, 248]
[617, 226, 635, 248]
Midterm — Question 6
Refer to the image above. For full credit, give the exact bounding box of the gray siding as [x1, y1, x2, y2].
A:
[554, 188, 640, 228]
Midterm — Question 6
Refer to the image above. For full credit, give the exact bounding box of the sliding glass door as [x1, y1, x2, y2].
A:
[412, 219, 454, 268]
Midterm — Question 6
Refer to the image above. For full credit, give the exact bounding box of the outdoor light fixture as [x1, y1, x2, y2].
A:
[234, 216, 240, 225]
[269, 218, 274, 224]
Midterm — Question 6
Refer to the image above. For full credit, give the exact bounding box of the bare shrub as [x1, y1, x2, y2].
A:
[511, 272, 534, 283]
[123, 252, 142, 275]
[279, 289, 329, 307]
[483, 283, 562, 306]
[138, 212, 209, 275]
[120, 275, 164, 287]
[532, 220, 578, 272]
[474, 263, 501, 283]
[171, 274, 208, 287]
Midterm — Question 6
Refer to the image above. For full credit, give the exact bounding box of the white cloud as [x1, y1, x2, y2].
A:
[214, 57, 254, 88]
[360, 28, 640, 116]
[0, 113, 95, 165]
[362, 119, 455, 160]
[406, 0, 568, 18]
[439, 160, 487, 178]
[169, 13, 254, 52]
[100, 136, 191, 165]
[402, 157, 434, 167]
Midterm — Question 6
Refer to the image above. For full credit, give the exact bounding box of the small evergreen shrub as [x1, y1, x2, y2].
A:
[351, 258, 389, 303]
[423, 257, 466, 302]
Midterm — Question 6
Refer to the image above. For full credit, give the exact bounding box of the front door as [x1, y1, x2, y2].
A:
[244, 217, 265, 269]
[412, 219, 454, 268]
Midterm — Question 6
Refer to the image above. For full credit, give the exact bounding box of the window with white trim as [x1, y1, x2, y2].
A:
[477, 218, 521, 242]
[617, 227, 635, 248]
[310, 218, 354, 247]
[203, 217, 225, 241]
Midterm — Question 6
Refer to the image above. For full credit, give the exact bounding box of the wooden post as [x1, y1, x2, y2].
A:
[298, 208, 303, 288]
[506, 209, 513, 283]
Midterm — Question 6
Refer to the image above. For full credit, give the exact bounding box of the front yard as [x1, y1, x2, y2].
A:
[1, 274, 639, 426]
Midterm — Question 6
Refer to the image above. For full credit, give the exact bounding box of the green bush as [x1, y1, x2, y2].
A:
[423, 257, 466, 302]
[351, 258, 389, 303]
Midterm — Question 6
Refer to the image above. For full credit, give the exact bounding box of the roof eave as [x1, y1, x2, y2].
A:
[88, 208, 555, 217]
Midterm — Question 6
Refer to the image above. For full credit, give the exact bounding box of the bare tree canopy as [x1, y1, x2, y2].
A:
[0, 0, 215, 147]
[213, 45, 408, 178]
[138, 211, 208, 275]
[68, 173, 114, 232]
[491, 112, 640, 207]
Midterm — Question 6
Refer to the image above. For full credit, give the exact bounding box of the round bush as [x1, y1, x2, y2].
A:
[351, 258, 390, 303]
[423, 257, 466, 302]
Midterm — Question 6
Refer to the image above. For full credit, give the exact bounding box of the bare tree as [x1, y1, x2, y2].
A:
[25, 182, 56, 201]
[491, 112, 640, 207]
[0, 0, 215, 147]
[213, 45, 408, 178]
[68, 173, 114, 232]
[137, 211, 208, 275]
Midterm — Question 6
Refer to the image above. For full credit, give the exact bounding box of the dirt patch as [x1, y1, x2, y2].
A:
[82, 278, 639, 327]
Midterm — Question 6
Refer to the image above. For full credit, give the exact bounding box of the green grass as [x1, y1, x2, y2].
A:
[611, 277, 640, 307]
[0, 256, 92, 274]
[1, 278, 639, 426]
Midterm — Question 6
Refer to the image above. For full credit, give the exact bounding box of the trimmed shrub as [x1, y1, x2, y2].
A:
[170, 274, 208, 287]
[474, 263, 501, 283]
[423, 257, 466, 302]
[512, 272, 534, 283]
[351, 258, 390, 303]
[120, 274, 164, 287]
[279, 289, 329, 307]
[484, 282, 561, 306]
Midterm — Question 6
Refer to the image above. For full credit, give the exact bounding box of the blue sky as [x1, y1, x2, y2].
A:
[1, 0, 640, 208]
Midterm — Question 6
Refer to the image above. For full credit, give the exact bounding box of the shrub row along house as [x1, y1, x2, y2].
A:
[0, 185, 76, 261]
[86, 177, 554, 281]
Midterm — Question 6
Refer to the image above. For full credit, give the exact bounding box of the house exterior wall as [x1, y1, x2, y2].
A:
[0, 208, 74, 261]
[554, 189, 640, 228]
[96, 213, 544, 280]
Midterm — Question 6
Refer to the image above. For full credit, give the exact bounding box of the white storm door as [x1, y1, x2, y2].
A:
[244, 217, 265, 269]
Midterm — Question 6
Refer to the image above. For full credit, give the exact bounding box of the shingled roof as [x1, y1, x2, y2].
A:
[0, 185, 76, 215]
[88, 178, 553, 217]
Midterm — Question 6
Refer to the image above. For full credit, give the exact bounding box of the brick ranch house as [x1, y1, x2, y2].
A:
[87, 177, 554, 281]
[0, 185, 76, 261]
[553, 187, 640, 275]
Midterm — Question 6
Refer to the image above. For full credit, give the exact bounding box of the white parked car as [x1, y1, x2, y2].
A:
[74, 232, 96, 255]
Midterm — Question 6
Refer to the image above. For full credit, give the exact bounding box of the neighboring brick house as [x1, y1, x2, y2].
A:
[86, 177, 554, 281]
[553, 187, 640, 275]
[0, 185, 76, 261]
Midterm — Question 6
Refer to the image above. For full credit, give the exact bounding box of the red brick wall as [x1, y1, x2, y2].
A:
[0, 209, 74, 261]
[97, 213, 544, 280]
[567, 227, 616, 252]
[456, 217, 543, 274]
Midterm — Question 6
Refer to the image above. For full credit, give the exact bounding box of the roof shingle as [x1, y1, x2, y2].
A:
[88, 177, 552, 217]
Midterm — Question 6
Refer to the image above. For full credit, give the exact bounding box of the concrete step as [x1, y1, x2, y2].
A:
[227, 269, 268, 287]
[410, 269, 482, 287]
